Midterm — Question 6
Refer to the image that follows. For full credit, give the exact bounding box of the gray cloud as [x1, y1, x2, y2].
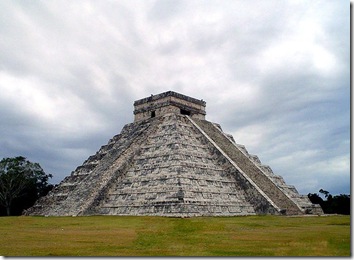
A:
[0, 0, 349, 195]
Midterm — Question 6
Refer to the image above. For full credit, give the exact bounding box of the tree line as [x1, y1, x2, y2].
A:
[0, 156, 350, 216]
[308, 189, 350, 215]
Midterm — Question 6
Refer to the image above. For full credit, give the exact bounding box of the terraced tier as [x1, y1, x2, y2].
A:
[192, 118, 303, 215]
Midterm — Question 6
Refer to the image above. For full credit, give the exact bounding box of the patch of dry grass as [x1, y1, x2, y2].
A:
[0, 215, 350, 256]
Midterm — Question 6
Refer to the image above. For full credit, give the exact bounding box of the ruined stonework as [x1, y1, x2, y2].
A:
[25, 91, 323, 216]
[133, 91, 206, 122]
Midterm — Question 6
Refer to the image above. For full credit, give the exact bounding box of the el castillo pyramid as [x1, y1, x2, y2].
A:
[25, 91, 323, 217]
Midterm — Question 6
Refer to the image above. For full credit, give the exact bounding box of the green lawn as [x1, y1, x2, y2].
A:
[0, 215, 350, 256]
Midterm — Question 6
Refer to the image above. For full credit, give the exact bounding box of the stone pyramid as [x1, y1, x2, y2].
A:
[26, 91, 323, 217]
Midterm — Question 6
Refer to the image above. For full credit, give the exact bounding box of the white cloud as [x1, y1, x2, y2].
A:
[305, 155, 350, 177]
[0, 0, 349, 195]
[0, 72, 108, 136]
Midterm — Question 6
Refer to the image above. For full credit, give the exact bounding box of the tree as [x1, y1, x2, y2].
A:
[319, 189, 331, 199]
[308, 189, 350, 215]
[331, 194, 350, 215]
[0, 156, 53, 216]
[307, 193, 324, 205]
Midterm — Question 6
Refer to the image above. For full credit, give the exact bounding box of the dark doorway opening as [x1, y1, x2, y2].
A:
[181, 109, 191, 116]
[180, 109, 191, 116]
[151, 111, 156, 118]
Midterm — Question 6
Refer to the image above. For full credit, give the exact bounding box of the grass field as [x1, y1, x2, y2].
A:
[0, 215, 350, 256]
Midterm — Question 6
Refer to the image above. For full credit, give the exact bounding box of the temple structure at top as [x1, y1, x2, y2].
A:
[133, 91, 206, 122]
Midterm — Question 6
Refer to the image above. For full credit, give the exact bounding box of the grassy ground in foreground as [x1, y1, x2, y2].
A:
[0, 215, 350, 256]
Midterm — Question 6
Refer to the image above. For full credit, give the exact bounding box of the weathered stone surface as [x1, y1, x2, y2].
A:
[133, 91, 206, 122]
[25, 91, 323, 216]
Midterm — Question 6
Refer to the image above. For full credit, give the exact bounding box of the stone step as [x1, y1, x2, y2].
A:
[192, 118, 303, 215]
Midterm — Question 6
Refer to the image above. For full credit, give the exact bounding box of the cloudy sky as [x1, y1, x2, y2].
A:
[0, 0, 350, 196]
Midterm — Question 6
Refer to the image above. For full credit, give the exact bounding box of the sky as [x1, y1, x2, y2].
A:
[0, 0, 350, 196]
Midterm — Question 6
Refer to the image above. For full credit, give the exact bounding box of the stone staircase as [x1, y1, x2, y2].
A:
[226, 131, 323, 214]
[225, 136, 321, 214]
[25, 117, 160, 216]
[96, 113, 256, 217]
[191, 118, 304, 215]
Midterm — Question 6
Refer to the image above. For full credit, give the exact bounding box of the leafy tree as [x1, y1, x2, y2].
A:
[308, 189, 350, 215]
[328, 194, 350, 215]
[308, 193, 324, 205]
[0, 156, 53, 216]
[319, 189, 330, 199]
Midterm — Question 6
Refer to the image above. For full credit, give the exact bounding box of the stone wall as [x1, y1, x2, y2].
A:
[133, 91, 206, 122]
